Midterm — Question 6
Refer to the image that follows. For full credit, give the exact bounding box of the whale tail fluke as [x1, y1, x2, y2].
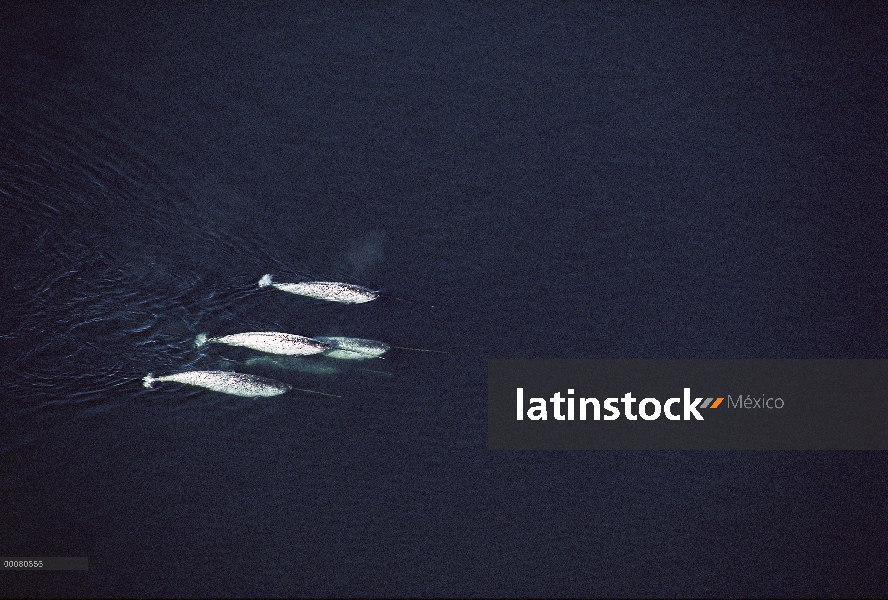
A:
[195, 333, 209, 348]
[143, 373, 156, 388]
[258, 274, 273, 288]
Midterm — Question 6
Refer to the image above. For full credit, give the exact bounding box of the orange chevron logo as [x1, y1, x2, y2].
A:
[700, 397, 724, 409]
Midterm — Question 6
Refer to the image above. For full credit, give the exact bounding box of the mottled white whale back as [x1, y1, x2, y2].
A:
[259, 274, 379, 304]
[315, 336, 391, 360]
[143, 371, 291, 397]
[195, 331, 331, 356]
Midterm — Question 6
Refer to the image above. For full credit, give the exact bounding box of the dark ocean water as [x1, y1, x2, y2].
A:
[1, 2, 886, 597]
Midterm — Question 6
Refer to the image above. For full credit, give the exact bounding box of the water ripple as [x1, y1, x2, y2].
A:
[1, 87, 315, 419]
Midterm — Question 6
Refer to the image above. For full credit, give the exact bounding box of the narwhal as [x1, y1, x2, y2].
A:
[143, 370, 342, 398]
[239, 355, 393, 378]
[195, 331, 331, 356]
[315, 336, 391, 360]
[245, 356, 343, 375]
[259, 274, 379, 304]
[315, 336, 446, 360]
[143, 371, 291, 397]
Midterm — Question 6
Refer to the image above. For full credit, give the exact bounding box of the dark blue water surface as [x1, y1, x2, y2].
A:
[2, 2, 887, 597]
